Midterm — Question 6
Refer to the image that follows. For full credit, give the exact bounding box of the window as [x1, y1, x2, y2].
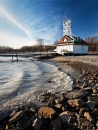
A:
[81, 45, 84, 50]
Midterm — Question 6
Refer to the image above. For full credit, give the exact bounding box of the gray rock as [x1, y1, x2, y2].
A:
[65, 89, 87, 99]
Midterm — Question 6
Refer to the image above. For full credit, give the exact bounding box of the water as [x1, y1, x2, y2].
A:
[0, 56, 73, 109]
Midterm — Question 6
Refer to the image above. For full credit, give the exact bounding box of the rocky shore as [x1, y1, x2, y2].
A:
[0, 55, 98, 130]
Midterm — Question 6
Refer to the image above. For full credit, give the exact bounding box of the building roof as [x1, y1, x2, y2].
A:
[58, 35, 89, 45]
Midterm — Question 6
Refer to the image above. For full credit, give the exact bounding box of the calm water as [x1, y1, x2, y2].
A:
[0, 56, 73, 109]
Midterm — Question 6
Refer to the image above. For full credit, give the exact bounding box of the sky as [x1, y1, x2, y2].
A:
[0, 0, 98, 49]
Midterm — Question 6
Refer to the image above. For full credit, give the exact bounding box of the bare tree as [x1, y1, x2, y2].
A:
[37, 39, 44, 58]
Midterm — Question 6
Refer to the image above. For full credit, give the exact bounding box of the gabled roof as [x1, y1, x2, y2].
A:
[58, 35, 89, 45]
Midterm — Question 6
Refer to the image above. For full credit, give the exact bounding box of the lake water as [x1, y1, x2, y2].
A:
[0, 56, 73, 109]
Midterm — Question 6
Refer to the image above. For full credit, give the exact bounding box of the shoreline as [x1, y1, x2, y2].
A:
[1, 55, 98, 130]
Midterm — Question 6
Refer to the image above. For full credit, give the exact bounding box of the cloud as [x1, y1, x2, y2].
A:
[0, 31, 36, 49]
[0, 3, 62, 48]
[0, 6, 32, 39]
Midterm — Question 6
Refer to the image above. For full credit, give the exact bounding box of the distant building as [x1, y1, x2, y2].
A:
[56, 18, 89, 55]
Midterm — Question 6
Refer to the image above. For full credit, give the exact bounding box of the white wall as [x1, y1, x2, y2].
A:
[73, 45, 88, 54]
[57, 45, 73, 53]
[57, 45, 88, 54]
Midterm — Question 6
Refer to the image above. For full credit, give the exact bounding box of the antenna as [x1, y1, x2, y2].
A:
[63, 13, 72, 37]
[64, 11, 66, 19]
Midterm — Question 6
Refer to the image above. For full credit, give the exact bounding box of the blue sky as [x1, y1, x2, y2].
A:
[0, 0, 98, 48]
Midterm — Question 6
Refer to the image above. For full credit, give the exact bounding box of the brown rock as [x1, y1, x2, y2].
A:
[9, 110, 23, 124]
[68, 99, 86, 107]
[38, 106, 57, 119]
[84, 112, 94, 122]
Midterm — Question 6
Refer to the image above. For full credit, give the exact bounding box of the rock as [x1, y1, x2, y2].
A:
[55, 104, 62, 109]
[38, 106, 57, 119]
[9, 110, 23, 124]
[45, 79, 52, 83]
[49, 118, 63, 130]
[0, 125, 5, 130]
[15, 117, 32, 130]
[59, 111, 73, 123]
[48, 97, 55, 107]
[94, 83, 98, 88]
[38, 91, 51, 102]
[79, 108, 89, 116]
[84, 112, 94, 122]
[92, 109, 98, 116]
[83, 87, 93, 94]
[88, 96, 98, 105]
[30, 106, 36, 114]
[62, 102, 69, 111]
[86, 101, 95, 110]
[65, 89, 87, 99]
[68, 99, 86, 107]
[0, 112, 10, 122]
[32, 118, 43, 130]
[82, 120, 94, 127]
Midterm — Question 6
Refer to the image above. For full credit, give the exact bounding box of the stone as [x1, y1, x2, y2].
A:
[30, 106, 36, 114]
[86, 101, 95, 110]
[38, 106, 57, 119]
[48, 118, 63, 130]
[32, 118, 43, 130]
[88, 96, 98, 105]
[79, 108, 89, 116]
[68, 99, 86, 107]
[9, 110, 23, 124]
[16, 117, 32, 130]
[92, 109, 98, 116]
[65, 89, 87, 99]
[55, 104, 62, 109]
[48, 97, 55, 107]
[0, 112, 10, 122]
[82, 120, 94, 127]
[59, 111, 73, 123]
[84, 112, 94, 122]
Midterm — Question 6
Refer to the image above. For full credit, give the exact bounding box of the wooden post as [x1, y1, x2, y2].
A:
[16, 53, 18, 62]
[12, 55, 13, 62]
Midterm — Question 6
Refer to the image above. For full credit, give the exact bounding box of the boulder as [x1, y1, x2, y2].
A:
[68, 99, 86, 107]
[65, 89, 87, 99]
[38, 106, 57, 119]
